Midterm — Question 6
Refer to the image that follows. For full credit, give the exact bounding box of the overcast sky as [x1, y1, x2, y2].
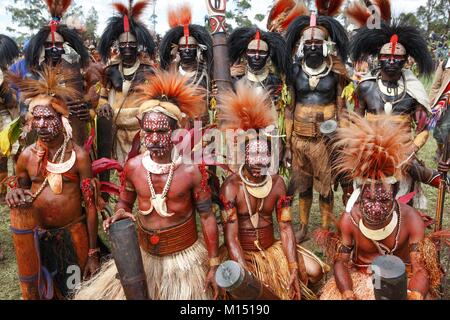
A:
[0, 0, 429, 39]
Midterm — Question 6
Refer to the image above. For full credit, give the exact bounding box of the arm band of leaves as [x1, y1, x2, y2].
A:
[338, 243, 354, 254]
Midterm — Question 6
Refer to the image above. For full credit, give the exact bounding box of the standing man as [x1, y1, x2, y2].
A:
[96, 0, 156, 164]
[75, 70, 220, 300]
[429, 56, 450, 161]
[6, 66, 100, 299]
[218, 82, 328, 300]
[159, 3, 213, 126]
[24, 0, 92, 147]
[228, 27, 292, 135]
[284, 0, 349, 242]
[349, 2, 435, 208]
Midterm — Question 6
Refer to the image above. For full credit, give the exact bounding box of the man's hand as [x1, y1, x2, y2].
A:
[6, 188, 33, 208]
[342, 290, 356, 300]
[69, 103, 92, 122]
[204, 266, 219, 300]
[288, 269, 302, 300]
[438, 158, 450, 174]
[97, 104, 114, 120]
[83, 255, 100, 279]
[283, 147, 292, 169]
[103, 209, 136, 231]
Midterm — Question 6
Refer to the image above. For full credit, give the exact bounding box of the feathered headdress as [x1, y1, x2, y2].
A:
[218, 80, 275, 132]
[131, 69, 206, 124]
[7, 64, 80, 137]
[350, 21, 433, 76]
[25, 0, 89, 69]
[345, 0, 392, 28]
[333, 113, 413, 186]
[267, 0, 310, 33]
[159, 3, 213, 71]
[285, 0, 349, 63]
[98, 0, 156, 63]
[0, 34, 20, 69]
[228, 27, 292, 84]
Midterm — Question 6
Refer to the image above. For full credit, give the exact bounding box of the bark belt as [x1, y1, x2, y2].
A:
[294, 104, 336, 137]
[137, 214, 198, 256]
[238, 222, 275, 252]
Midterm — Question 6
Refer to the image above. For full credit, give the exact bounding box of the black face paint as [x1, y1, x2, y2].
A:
[119, 42, 138, 66]
[179, 44, 198, 65]
[44, 42, 64, 66]
[303, 41, 324, 69]
[379, 54, 406, 78]
[246, 49, 269, 72]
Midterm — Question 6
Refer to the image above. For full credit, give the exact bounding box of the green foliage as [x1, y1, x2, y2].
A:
[84, 6, 99, 41]
[6, 0, 85, 36]
[254, 13, 265, 22]
[414, 0, 450, 35]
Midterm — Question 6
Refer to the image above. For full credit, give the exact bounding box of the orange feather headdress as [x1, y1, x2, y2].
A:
[267, 0, 310, 33]
[7, 64, 79, 138]
[131, 69, 206, 124]
[345, 0, 392, 28]
[217, 80, 275, 132]
[333, 113, 414, 186]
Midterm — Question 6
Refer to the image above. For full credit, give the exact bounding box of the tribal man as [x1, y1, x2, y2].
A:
[159, 3, 213, 126]
[228, 27, 292, 137]
[348, 0, 436, 208]
[218, 82, 328, 300]
[284, 0, 349, 242]
[25, 0, 92, 147]
[320, 114, 444, 300]
[0, 34, 20, 202]
[6, 66, 100, 299]
[429, 55, 450, 161]
[74, 69, 220, 300]
[0, 34, 20, 261]
[96, 0, 156, 164]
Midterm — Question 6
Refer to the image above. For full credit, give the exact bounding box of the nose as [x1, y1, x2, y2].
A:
[37, 118, 45, 128]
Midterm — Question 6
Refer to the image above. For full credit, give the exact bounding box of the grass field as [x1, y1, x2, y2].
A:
[1, 86, 450, 300]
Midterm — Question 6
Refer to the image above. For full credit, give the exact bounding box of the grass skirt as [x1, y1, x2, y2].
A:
[319, 271, 375, 300]
[73, 239, 212, 300]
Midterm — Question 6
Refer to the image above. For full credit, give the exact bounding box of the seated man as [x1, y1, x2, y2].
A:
[74, 69, 220, 300]
[320, 114, 443, 300]
[219, 81, 328, 300]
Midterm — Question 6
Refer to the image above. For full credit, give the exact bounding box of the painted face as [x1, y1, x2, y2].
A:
[32, 105, 63, 143]
[179, 44, 198, 65]
[361, 183, 395, 225]
[379, 54, 406, 77]
[246, 48, 269, 72]
[244, 139, 271, 178]
[118, 41, 138, 66]
[303, 39, 325, 68]
[44, 41, 65, 66]
[142, 112, 174, 158]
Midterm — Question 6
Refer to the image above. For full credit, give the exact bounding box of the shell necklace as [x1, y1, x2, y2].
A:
[141, 160, 176, 218]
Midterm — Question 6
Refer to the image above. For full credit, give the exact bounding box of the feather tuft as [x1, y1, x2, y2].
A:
[168, 2, 192, 28]
[315, 0, 345, 17]
[217, 80, 275, 131]
[372, 0, 391, 22]
[44, 0, 72, 18]
[132, 69, 206, 120]
[281, 2, 310, 31]
[345, 1, 371, 28]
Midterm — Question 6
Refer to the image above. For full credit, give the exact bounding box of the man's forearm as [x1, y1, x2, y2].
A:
[200, 213, 219, 259]
[86, 206, 98, 249]
[334, 259, 354, 294]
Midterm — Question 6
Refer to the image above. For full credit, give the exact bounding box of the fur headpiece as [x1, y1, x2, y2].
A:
[333, 113, 413, 185]
[131, 69, 206, 124]
[0, 34, 20, 69]
[217, 80, 275, 132]
[98, 0, 156, 63]
[285, 0, 348, 63]
[228, 27, 292, 84]
[159, 3, 213, 71]
[25, 0, 89, 69]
